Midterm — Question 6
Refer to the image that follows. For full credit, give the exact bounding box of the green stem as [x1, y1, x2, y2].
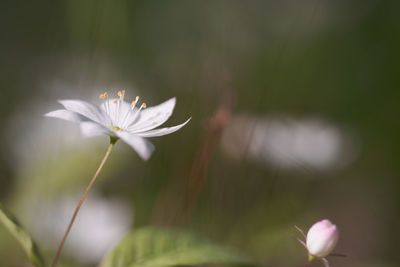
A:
[51, 139, 116, 267]
[305, 255, 315, 267]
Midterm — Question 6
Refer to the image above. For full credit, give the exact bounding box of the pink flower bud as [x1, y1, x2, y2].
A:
[306, 219, 339, 257]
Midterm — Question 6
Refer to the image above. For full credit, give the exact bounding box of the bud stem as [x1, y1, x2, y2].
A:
[51, 139, 116, 267]
[305, 255, 315, 267]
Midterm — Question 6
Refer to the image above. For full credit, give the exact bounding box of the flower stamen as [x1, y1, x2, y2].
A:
[115, 90, 126, 126]
[98, 92, 154, 130]
[117, 90, 126, 101]
[125, 102, 148, 130]
[100, 92, 113, 126]
[120, 96, 143, 129]
[103, 93, 110, 114]
[131, 96, 139, 109]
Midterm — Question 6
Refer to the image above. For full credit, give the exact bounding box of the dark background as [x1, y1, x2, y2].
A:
[0, 1, 399, 266]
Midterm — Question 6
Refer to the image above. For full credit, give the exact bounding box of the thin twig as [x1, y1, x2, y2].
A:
[51, 140, 115, 267]
[321, 257, 330, 267]
[295, 225, 307, 239]
[296, 237, 307, 249]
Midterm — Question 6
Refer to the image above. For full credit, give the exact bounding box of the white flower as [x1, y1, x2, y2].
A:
[306, 219, 339, 258]
[45, 91, 190, 160]
[296, 219, 339, 267]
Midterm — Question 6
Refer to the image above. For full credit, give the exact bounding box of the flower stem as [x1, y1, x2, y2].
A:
[305, 255, 315, 267]
[51, 139, 116, 267]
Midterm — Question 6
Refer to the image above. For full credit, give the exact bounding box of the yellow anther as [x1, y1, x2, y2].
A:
[142, 103, 147, 109]
[131, 100, 136, 106]
[113, 99, 118, 104]
[99, 92, 109, 99]
[136, 96, 140, 101]
[117, 90, 126, 97]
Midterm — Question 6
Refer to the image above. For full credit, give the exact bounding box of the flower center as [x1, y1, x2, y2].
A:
[110, 126, 121, 131]
[100, 90, 147, 130]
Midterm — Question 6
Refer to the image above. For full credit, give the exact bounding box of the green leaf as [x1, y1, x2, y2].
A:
[0, 203, 45, 267]
[102, 227, 254, 267]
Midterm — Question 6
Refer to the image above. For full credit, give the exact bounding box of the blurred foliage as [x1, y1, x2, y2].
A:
[0, 0, 399, 266]
[102, 227, 253, 267]
[0, 203, 45, 267]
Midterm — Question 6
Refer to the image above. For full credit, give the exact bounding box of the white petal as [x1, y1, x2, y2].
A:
[80, 122, 112, 138]
[134, 118, 191, 137]
[44, 109, 85, 123]
[100, 99, 133, 127]
[127, 97, 176, 132]
[59, 100, 110, 126]
[116, 131, 155, 161]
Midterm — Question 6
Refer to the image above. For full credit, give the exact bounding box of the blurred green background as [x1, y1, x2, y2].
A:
[0, 0, 399, 266]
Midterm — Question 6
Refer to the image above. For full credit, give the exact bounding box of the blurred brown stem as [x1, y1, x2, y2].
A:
[51, 140, 115, 267]
[169, 91, 234, 224]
